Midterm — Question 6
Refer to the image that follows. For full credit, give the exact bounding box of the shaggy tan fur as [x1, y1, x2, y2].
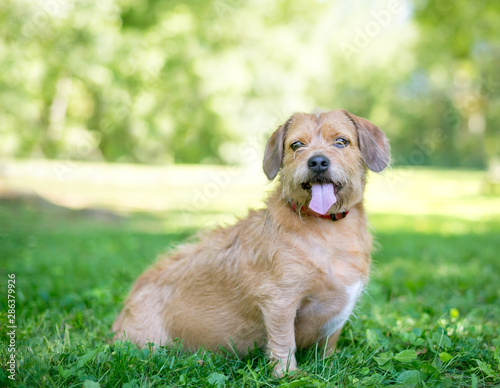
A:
[112, 109, 390, 375]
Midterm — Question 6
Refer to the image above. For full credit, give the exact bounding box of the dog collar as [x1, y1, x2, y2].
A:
[288, 200, 349, 221]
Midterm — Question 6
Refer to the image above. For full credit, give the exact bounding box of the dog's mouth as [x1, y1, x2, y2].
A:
[300, 180, 342, 215]
[301, 181, 343, 192]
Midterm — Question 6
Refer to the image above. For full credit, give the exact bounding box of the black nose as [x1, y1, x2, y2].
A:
[308, 155, 330, 173]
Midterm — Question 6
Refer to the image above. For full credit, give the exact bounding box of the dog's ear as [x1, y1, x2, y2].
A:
[263, 117, 294, 180]
[343, 110, 390, 172]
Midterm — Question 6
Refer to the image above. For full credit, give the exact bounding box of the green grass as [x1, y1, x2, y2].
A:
[1, 165, 500, 387]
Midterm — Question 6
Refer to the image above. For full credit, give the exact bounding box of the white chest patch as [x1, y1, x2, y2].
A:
[320, 280, 364, 340]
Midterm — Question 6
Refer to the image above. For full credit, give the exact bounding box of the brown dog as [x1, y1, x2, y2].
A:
[112, 109, 390, 375]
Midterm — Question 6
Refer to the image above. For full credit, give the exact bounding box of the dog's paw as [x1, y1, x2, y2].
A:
[272, 357, 297, 378]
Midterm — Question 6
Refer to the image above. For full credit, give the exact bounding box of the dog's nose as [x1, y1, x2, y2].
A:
[308, 155, 330, 174]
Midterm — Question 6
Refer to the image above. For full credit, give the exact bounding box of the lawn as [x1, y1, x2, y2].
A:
[1, 162, 499, 387]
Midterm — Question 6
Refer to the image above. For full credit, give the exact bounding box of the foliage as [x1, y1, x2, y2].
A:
[409, 0, 500, 167]
[1, 168, 499, 387]
[1, 0, 499, 167]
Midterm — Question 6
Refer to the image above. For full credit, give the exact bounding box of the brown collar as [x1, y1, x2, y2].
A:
[288, 200, 349, 221]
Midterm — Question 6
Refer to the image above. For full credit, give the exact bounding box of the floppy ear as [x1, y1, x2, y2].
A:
[263, 117, 294, 180]
[343, 110, 390, 172]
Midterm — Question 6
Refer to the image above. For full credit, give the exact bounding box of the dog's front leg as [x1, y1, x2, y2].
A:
[323, 329, 342, 357]
[261, 299, 298, 377]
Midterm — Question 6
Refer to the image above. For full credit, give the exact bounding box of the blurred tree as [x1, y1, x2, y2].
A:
[0, 0, 498, 169]
[409, 0, 500, 168]
[0, 0, 237, 164]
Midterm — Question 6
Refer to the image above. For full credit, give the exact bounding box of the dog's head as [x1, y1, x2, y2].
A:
[263, 110, 390, 214]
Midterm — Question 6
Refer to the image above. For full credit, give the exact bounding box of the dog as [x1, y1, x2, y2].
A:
[112, 109, 390, 375]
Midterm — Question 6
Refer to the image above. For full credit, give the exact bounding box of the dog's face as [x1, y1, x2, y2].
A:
[263, 110, 390, 214]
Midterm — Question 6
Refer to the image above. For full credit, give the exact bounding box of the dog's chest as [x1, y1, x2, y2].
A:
[318, 279, 364, 339]
[293, 232, 367, 345]
[295, 277, 364, 347]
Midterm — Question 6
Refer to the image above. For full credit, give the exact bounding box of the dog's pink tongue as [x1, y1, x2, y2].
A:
[309, 183, 337, 215]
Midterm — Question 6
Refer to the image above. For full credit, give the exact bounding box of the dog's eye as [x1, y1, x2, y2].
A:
[290, 141, 304, 151]
[333, 138, 349, 148]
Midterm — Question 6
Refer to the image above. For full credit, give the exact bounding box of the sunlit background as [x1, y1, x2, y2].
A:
[1, 0, 499, 223]
[2, 2, 500, 386]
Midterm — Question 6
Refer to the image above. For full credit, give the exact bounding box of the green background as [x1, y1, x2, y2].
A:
[1, 0, 500, 386]
[1, 0, 499, 168]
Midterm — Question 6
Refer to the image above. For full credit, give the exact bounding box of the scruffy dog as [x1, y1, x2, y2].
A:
[112, 109, 390, 375]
